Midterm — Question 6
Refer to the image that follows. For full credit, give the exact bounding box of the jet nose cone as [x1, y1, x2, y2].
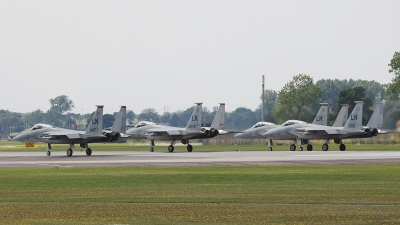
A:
[263, 130, 275, 137]
[12, 134, 23, 142]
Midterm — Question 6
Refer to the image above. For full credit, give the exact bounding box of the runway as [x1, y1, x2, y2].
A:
[1, 150, 400, 168]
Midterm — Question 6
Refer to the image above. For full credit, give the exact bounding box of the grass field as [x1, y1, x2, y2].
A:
[0, 164, 400, 224]
[1, 140, 400, 224]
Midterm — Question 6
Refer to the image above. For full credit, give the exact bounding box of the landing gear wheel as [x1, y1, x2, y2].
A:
[86, 148, 92, 156]
[150, 147, 154, 152]
[187, 145, 193, 152]
[67, 148, 73, 157]
[299, 146, 303, 151]
[268, 147, 273, 151]
[46, 151, 51, 156]
[322, 144, 329, 151]
[168, 145, 174, 152]
[339, 144, 346, 151]
[290, 144, 296, 151]
[307, 144, 313, 151]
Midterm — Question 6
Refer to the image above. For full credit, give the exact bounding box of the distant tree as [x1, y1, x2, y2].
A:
[336, 86, 373, 124]
[317, 79, 384, 113]
[316, 79, 345, 113]
[0, 110, 24, 134]
[103, 114, 115, 128]
[137, 108, 160, 123]
[169, 113, 181, 127]
[49, 95, 75, 114]
[350, 80, 383, 103]
[23, 109, 45, 128]
[273, 74, 322, 123]
[201, 106, 209, 117]
[126, 110, 136, 124]
[160, 112, 172, 124]
[45, 95, 75, 127]
[386, 51, 400, 100]
[260, 89, 278, 123]
[225, 107, 258, 130]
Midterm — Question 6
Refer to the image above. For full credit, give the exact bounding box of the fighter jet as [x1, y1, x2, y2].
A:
[263, 101, 384, 151]
[234, 103, 329, 151]
[13, 106, 126, 156]
[125, 103, 227, 152]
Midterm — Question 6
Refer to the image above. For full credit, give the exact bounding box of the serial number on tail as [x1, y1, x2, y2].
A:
[187, 125, 197, 129]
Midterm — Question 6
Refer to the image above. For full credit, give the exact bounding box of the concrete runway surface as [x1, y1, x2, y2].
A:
[1, 151, 400, 168]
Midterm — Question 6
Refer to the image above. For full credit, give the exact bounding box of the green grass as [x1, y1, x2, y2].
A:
[0, 164, 400, 224]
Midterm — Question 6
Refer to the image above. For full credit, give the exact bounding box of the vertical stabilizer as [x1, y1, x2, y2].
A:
[111, 106, 127, 133]
[85, 105, 104, 135]
[344, 101, 363, 130]
[185, 103, 203, 131]
[312, 103, 328, 126]
[210, 103, 225, 130]
[332, 104, 349, 127]
[366, 103, 384, 128]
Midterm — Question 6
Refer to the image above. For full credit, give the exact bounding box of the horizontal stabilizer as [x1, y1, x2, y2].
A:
[120, 133, 131, 138]
[378, 129, 389, 134]
[218, 130, 229, 135]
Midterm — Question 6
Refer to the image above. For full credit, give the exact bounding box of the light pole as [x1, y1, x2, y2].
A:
[261, 75, 265, 121]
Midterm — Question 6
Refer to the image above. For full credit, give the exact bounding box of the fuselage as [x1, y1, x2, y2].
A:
[13, 124, 108, 144]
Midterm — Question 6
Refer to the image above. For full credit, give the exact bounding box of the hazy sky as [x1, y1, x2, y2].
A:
[1, 0, 399, 115]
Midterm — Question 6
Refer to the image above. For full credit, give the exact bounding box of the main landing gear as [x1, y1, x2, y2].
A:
[267, 139, 273, 151]
[67, 148, 73, 156]
[148, 139, 194, 153]
[168, 143, 174, 152]
[167, 140, 193, 153]
[65, 143, 74, 157]
[287, 139, 347, 152]
[79, 143, 92, 156]
[45, 143, 92, 156]
[66, 144, 92, 157]
[289, 139, 313, 151]
[46, 143, 52, 156]
[150, 140, 155, 152]
[48, 143, 75, 157]
[182, 140, 193, 152]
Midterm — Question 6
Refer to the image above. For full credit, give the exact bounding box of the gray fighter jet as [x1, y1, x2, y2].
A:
[125, 103, 227, 152]
[13, 106, 127, 156]
[263, 101, 384, 151]
[234, 103, 330, 151]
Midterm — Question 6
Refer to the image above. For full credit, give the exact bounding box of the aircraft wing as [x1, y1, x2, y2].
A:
[295, 126, 366, 137]
[295, 127, 337, 136]
[144, 127, 205, 138]
[145, 128, 184, 136]
[41, 130, 105, 140]
[295, 127, 350, 136]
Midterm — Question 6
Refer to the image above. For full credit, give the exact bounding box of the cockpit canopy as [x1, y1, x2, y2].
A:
[29, 124, 54, 131]
[251, 122, 276, 128]
[134, 121, 157, 128]
[281, 120, 307, 126]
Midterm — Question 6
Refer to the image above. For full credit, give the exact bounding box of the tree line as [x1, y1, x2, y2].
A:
[2, 52, 400, 135]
